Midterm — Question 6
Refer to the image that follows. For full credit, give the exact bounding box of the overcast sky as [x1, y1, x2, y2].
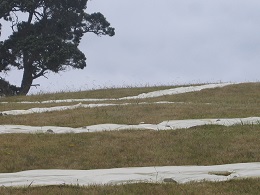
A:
[1, 0, 260, 94]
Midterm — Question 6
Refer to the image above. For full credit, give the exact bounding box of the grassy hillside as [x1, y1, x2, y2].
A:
[1, 83, 260, 127]
[0, 82, 260, 194]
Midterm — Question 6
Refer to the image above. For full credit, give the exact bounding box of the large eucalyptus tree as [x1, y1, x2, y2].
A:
[0, 0, 115, 95]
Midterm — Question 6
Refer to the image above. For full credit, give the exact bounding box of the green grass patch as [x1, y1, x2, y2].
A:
[1, 102, 260, 127]
[1, 178, 260, 195]
[0, 125, 260, 173]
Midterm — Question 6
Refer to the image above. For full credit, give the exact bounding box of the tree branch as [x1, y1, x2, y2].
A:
[11, 11, 19, 31]
[28, 11, 34, 24]
[33, 68, 48, 79]
[31, 84, 40, 88]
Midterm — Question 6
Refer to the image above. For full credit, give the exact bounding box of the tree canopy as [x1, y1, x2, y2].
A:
[0, 0, 115, 95]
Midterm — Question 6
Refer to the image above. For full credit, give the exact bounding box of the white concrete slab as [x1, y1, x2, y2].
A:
[0, 103, 112, 115]
[0, 163, 259, 187]
[119, 83, 234, 100]
[0, 117, 259, 134]
[0, 103, 84, 115]
[0, 101, 176, 116]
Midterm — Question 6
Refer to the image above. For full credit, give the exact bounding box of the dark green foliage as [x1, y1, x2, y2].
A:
[0, 0, 115, 95]
[0, 77, 19, 96]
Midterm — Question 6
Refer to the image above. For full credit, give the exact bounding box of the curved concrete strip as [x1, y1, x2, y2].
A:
[0, 163, 259, 187]
[0, 83, 235, 104]
[0, 117, 260, 134]
[119, 83, 234, 100]
[0, 103, 84, 116]
[0, 103, 113, 116]
[0, 101, 176, 116]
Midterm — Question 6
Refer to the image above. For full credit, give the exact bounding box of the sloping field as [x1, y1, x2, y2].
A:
[0, 82, 260, 194]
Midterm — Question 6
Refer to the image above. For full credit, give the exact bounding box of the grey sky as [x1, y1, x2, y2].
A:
[1, 0, 260, 93]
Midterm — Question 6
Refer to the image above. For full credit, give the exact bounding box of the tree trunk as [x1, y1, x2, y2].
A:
[19, 70, 33, 95]
[18, 63, 33, 95]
